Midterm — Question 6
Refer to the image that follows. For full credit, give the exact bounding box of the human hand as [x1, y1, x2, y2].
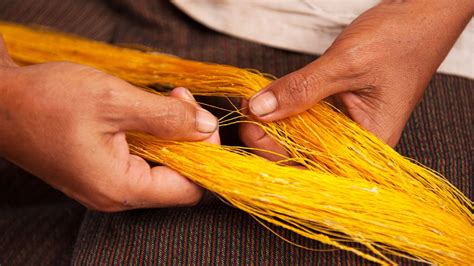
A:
[240, 0, 473, 156]
[0, 39, 219, 211]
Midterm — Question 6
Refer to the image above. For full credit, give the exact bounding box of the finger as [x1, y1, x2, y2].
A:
[0, 35, 18, 67]
[248, 59, 349, 121]
[239, 121, 289, 161]
[126, 88, 219, 208]
[239, 99, 288, 160]
[123, 155, 204, 209]
[337, 92, 404, 147]
[118, 86, 218, 141]
[169, 86, 198, 106]
[169, 87, 221, 145]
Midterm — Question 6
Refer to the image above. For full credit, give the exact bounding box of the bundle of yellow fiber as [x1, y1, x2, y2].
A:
[1, 22, 472, 265]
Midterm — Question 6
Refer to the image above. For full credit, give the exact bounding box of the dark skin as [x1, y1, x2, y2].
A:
[0, 0, 473, 211]
[241, 0, 474, 159]
[0, 53, 220, 211]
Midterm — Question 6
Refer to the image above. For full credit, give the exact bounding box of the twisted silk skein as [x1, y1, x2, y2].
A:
[1, 22, 472, 265]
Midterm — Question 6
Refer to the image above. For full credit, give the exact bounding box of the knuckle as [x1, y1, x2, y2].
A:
[96, 83, 121, 102]
[172, 181, 204, 207]
[324, 35, 375, 80]
[89, 75, 127, 103]
[90, 83, 128, 123]
[95, 88, 124, 112]
[181, 189, 203, 206]
[239, 124, 265, 148]
[282, 72, 319, 104]
[160, 101, 195, 137]
[332, 45, 373, 79]
[342, 52, 368, 77]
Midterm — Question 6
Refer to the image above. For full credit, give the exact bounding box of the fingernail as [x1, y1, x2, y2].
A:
[182, 88, 195, 101]
[196, 109, 218, 133]
[249, 91, 278, 117]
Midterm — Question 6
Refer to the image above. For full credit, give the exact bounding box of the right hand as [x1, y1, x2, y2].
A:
[240, 0, 473, 157]
[0, 38, 219, 211]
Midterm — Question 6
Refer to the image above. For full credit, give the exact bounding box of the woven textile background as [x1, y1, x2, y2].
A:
[0, 0, 472, 265]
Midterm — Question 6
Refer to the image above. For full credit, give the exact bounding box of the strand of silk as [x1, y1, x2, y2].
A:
[1, 22, 472, 265]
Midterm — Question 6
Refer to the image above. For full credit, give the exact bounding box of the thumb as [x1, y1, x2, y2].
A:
[0, 35, 18, 67]
[248, 58, 349, 121]
[118, 86, 218, 141]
